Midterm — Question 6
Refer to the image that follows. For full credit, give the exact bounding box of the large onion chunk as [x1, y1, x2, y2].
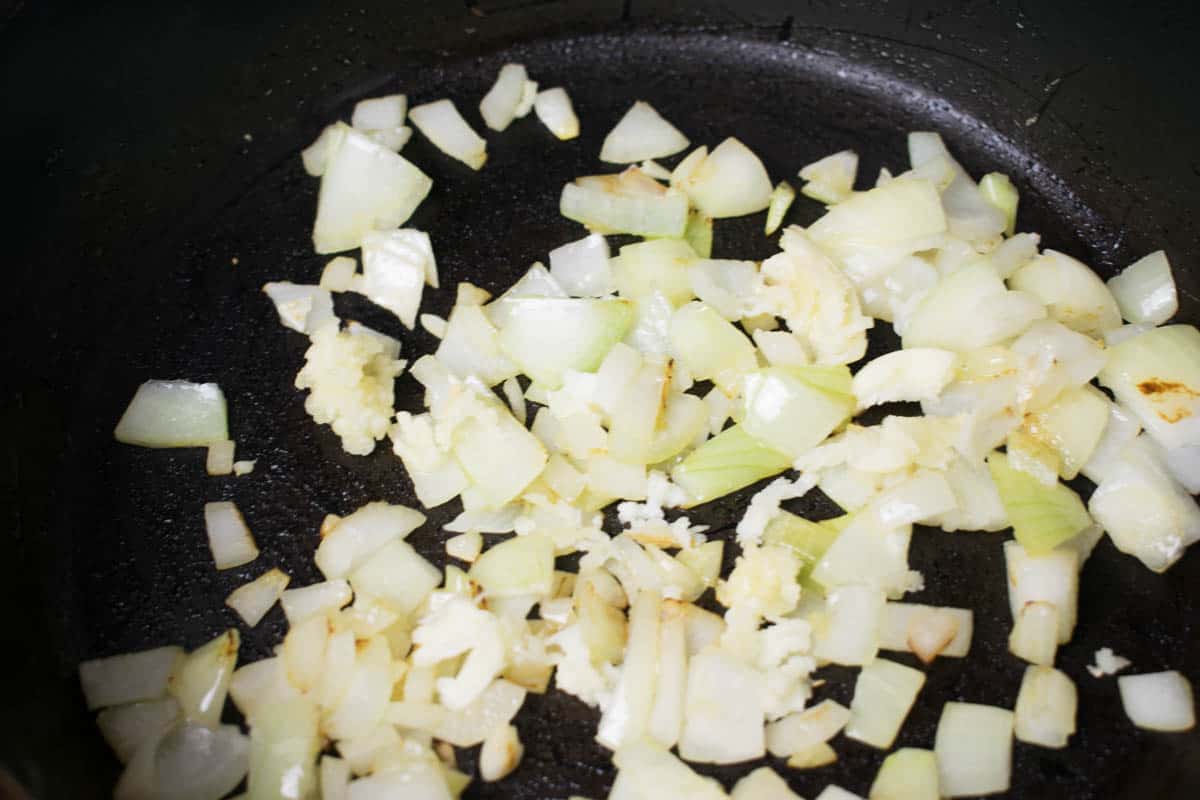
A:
[844, 658, 926, 749]
[600, 101, 690, 163]
[356, 229, 438, 328]
[1118, 670, 1196, 732]
[1014, 666, 1077, 748]
[114, 381, 229, 448]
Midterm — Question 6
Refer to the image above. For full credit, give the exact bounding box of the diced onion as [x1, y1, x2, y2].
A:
[79, 646, 184, 711]
[1014, 666, 1077, 748]
[869, 748, 940, 800]
[813, 585, 885, 666]
[978, 172, 1018, 236]
[878, 602, 973, 661]
[446, 531, 483, 563]
[1107, 250, 1178, 325]
[315, 501, 426, 579]
[1007, 601, 1058, 666]
[225, 568, 290, 627]
[1009, 250, 1121, 337]
[114, 380, 229, 448]
[731, 767, 803, 800]
[596, 590, 661, 751]
[765, 700, 850, 758]
[409, 99, 487, 170]
[170, 630, 239, 727]
[152, 722, 250, 800]
[600, 101, 689, 163]
[798, 150, 858, 204]
[1004, 541, 1079, 644]
[765, 181, 796, 235]
[933, 702, 1013, 798]
[852, 348, 957, 412]
[1099, 325, 1200, 451]
[844, 658, 925, 749]
[352, 94, 407, 131]
[987, 452, 1091, 554]
[560, 177, 689, 238]
[480, 64, 530, 132]
[533, 87, 580, 140]
[97, 697, 182, 765]
[280, 579, 352, 625]
[549, 234, 614, 298]
[678, 647, 765, 764]
[1117, 670, 1196, 732]
[479, 724, 523, 781]
[204, 501, 259, 570]
[206, 440, 236, 476]
[679, 137, 773, 218]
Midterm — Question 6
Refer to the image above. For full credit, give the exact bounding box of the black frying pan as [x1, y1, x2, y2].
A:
[3, 1, 1200, 798]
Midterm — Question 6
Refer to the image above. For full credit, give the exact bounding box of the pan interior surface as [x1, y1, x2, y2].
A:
[55, 30, 1200, 800]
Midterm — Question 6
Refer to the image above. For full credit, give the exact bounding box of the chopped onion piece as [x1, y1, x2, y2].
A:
[852, 348, 957, 412]
[671, 425, 792, 506]
[680, 137, 773, 218]
[320, 755, 350, 800]
[560, 175, 689, 238]
[869, 748, 939, 800]
[1099, 324, 1200, 451]
[389, 679, 526, 747]
[815, 785, 861, 800]
[798, 150, 858, 204]
[903, 262, 1045, 351]
[321, 256, 357, 292]
[813, 584, 885, 666]
[97, 697, 181, 765]
[409, 99, 487, 170]
[479, 724, 524, 782]
[1004, 541, 1079, 643]
[263, 282, 337, 335]
[446, 531, 483, 563]
[480, 64, 530, 132]
[879, 602, 973, 661]
[301, 124, 337, 177]
[765, 700, 850, 758]
[678, 647, 765, 764]
[639, 159, 672, 180]
[1118, 670, 1196, 732]
[549, 234, 614, 298]
[248, 695, 320, 800]
[280, 579, 352, 625]
[732, 767, 803, 800]
[978, 172, 1018, 236]
[612, 238, 697, 306]
[845, 658, 926, 749]
[934, 702, 1013, 798]
[765, 181, 796, 235]
[169, 629, 239, 727]
[1108, 250, 1177, 325]
[609, 740, 726, 800]
[597, 589, 661, 750]
[225, 567, 290, 627]
[311, 123, 432, 254]
[152, 722, 250, 800]
[1014, 666, 1077, 748]
[204, 501, 259, 570]
[1009, 249, 1121, 337]
[350, 539, 440, 618]
[684, 209, 714, 258]
[600, 101, 689, 163]
[205, 440, 235, 475]
[469, 533, 554, 598]
[498, 298, 634, 389]
[742, 365, 855, 459]
[114, 380, 229, 448]
[366, 126, 412, 152]
[352, 94, 407, 131]
[534, 87, 579, 140]
[988, 451, 1091, 554]
[1087, 647, 1132, 678]
[315, 501, 426, 579]
[1008, 601, 1058, 667]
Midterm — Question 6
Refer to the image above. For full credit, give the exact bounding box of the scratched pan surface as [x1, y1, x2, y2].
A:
[4, 2, 1200, 799]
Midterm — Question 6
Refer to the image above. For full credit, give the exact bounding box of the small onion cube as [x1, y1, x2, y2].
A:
[480, 64, 529, 132]
[351, 94, 407, 132]
[1118, 670, 1196, 732]
[79, 646, 184, 710]
[151, 722, 250, 800]
[206, 440, 236, 475]
[409, 98, 487, 170]
[533, 87, 580, 140]
[600, 101, 689, 163]
[225, 568, 290, 627]
[479, 724, 524, 782]
[204, 501, 259, 570]
[96, 697, 182, 765]
[1107, 250, 1178, 326]
[169, 629, 239, 727]
[765, 700, 850, 758]
[114, 380, 228, 448]
[445, 530, 483, 563]
[731, 767, 803, 800]
[1014, 666, 1077, 748]
[845, 658, 926, 750]
[934, 702, 1013, 798]
[549, 234, 614, 298]
[279, 579, 352, 625]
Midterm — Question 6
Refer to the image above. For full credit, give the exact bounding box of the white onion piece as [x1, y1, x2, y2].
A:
[444, 506, 520, 534]
[226, 658, 299, 726]
[1080, 400, 1142, 484]
[356, 229, 436, 328]
[1009, 249, 1121, 337]
[1099, 325, 1200, 450]
[323, 635, 393, 741]
[345, 763, 452, 800]
[262, 282, 338, 336]
[445, 531, 483, 562]
[1107, 250, 1177, 325]
[366, 126, 412, 152]
[600, 101, 689, 163]
[280, 579, 352, 625]
[533, 87, 580, 140]
[225, 568, 290, 627]
[731, 767, 802, 800]
[497, 297, 634, 389]
[301, 124, 337, 177]
[639, 159, 672, 180]
[479, 724, 524, 782]
[389, 679, 526, 747]
[350, 539, 440, 618]
[312, 123, 432, 254]
[1118, 670, 1196, 732]
[469, 533, 554, 598]
[609, 740, 727, 800]
[205, 440, 235, 476]
[485, 262, 566, 328]
[321, 256, 358, 292]
[352, 94, 407, 131]
[248, 695, 320, 800]
[97, 697, 182, 764]
[1087, 647, 1132, 678]
[409, 99, 487, 170]
[596, 589, 661, 751]
[281, 613, 330, 694]
[845, 658, 926, 749]
[320, 755, 350, 800]
[152, 722, 249, 800]
[560, 178, 689, 238]
[765, 700, 850, 758]
[1008, 601, 1058, 667]
[852, 348, 957, 412]
[798, 150, 858, 204]
[689, 259, 757, 321]
[810, 515, 914, 599]
[169, 629, 239, 727]
[1004, 541, 1079, 643]
[645, 603, 687, 749]
[903, 262, 1045, 351]
[669, 302, 758, 395]
[203, 501, 259, 570]
[868, 749, 939, 800]
[315, 501, 426, 579]
[1162, 443, 1200, 494]
[814, 787, 863, 800]
[680, 137, 773, 218]
[813, 584, 885, 666]
[114, 380, 228, 448]
[480, 64, 529, 132]
[436, 302, 519, 387]
[908, 132, 1006, 243]
[549, 234, 613, 297]
[764, 181, 796, 235]
[934, 702, 1013, 798]
[878, 603, 973, 661]
[420, 313, 447, 339]
[678, 647, 765, 764]
[80, 646, 183, 710]
[1014, 666, 1077, 748]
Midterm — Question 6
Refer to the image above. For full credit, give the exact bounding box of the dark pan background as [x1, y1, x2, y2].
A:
[3, 1, 1200, 798]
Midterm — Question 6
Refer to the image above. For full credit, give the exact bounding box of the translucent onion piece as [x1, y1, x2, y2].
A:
[845, 658, 926, 749]
[320, 756, 350, 800]
[312, 123, 432, 254]
[609, 740, 726, 800]
[613, 238, 697, 306]
[169, 629, 239, 727]
[878, 602, 972, 661]
[600, 101, 689, 163]
[765, 700, 850, 758]
[480, 64, 529, 132]
[225, 568, 290, 627]
[114, 380, 229, 448]
[814, 785, 863, 800]
[315, 501, 426, 579]
[678, 647, 765, 764]
[764, 181, 797, 235]
[813, 584, 885, 666]
[357, 229, 437, 328]
[204, 501, 259, 570]
[97, 697, 181, 764]
[987, 452, 1091, 554]
[680, 137, 773, 218]
[248, 695, 320, 800]
[534, 87, 580, 140]
[320, 256, 357, 292]
[469, 533, 555, 598]
[1004, 541, 1079, 644]
[869, 748, 939, 800]
[436, 302, 518, 387]
[1014, 666, 1077, 748]
[668, 301, 757, 395]
[549, 234, 613, 298]
[1118, 670, 1196, 732]
[301, 124, 337, 177]
[934, 702, 1014, 798]
[671, 425, 792, 507]
[742, 365, 855, 460]
[206, 440, 235, 476]
[349, 539, 440, 618]
[79, 646, 184, 710]
[152, 722, 249, 800]
[409, 99, 487, 170]
[479, 724, 523, 781]
[596, 589, 661, 751]
[731, 767, 803, 800]
[388, 679, 527, 747]
[1008, 601, 1059, 667]
[351, 94, 407, 131]
[366, 126, 412, 152]
[852, 348, 957, 412]
[978, 172, 1018, 236]
[560, 177, 689, 238]
[1109, 250, 1179, 326]
[1009, 249, 1121, 337]
[279, 579, 352, 625]
[262, 282, 337, 336]
[798, 150, 858, 204]
[903, 262, 1045, 351]
[1099, 324, 1200, 451]
[497, 298, 635, 389]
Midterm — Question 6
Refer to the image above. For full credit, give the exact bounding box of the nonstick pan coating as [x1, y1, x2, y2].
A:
[4, 3, 1200, 799]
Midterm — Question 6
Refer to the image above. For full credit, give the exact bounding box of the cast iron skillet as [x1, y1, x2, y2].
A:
[3, 2, 1200, 799]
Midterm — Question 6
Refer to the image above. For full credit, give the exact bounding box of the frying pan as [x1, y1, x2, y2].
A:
[3, 0, 1199, 798]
